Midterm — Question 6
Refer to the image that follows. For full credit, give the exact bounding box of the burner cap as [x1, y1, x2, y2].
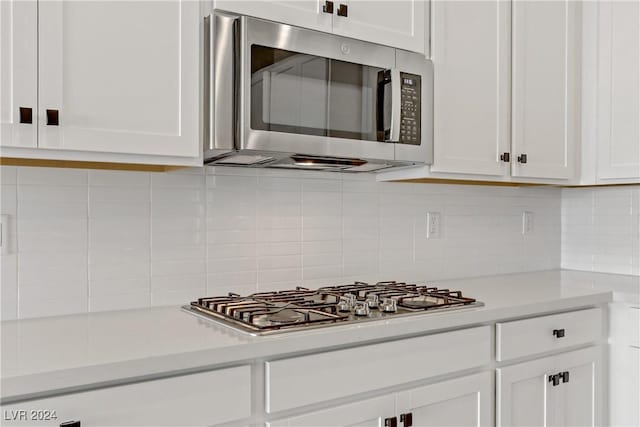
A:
[399, 296, 440, 309]
[266, 309, 306, 325]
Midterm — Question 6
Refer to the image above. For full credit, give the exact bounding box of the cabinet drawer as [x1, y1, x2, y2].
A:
[265, 326, 491, 413]
[496, 308, 603, 361]
[1, 366, 251, 426]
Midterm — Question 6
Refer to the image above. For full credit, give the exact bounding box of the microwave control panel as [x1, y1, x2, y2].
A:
[399, 72, 421, 145]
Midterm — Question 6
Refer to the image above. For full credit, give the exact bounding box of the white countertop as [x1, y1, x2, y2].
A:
[2, 269, 636, 402]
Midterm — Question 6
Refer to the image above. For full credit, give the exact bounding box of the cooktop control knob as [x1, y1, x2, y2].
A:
[365, 294, 379, 308]
[337, 298, 351, 312]
[380, 298, 397, 313]
[354, 302, 370, 316]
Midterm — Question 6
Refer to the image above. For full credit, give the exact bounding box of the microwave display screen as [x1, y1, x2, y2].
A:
[250, 45, 387, 142]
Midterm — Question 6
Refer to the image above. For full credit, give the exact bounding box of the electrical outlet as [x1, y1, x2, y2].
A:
[522, 211, 534, 235]
[426, 212, 441, 239]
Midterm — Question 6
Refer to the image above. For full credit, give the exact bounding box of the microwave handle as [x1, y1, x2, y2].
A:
[376, 69, 402, 143]
[387, 69, 401, 143]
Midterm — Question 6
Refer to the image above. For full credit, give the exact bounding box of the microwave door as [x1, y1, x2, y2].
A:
[240, 16, 396, 161]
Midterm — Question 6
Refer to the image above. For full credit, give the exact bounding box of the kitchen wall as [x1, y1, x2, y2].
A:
[0, 166, 561, 320]
[562, 185, 640, 276]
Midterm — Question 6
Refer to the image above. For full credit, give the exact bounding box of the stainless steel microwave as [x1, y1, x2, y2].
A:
[204, 11, 433, 172]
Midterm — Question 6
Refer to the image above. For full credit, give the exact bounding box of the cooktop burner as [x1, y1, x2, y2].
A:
[183, 281, 483, 335]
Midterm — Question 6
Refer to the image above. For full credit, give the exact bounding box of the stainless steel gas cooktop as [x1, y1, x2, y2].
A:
[183, 281, 483, 336]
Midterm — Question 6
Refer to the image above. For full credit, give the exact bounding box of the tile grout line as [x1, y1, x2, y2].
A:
[86, 170, 90, 313]
[148, 172, 152, 308]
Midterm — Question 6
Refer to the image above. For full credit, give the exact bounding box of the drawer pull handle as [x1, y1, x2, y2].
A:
[384, 416, 398, 427]
[19, 107, 33, 124]
[46, 109, 59, 126]
[400, 412, 413, 427]
[553, 328, 565, 338]
[548, 371, 570, 386]
[60, 421, 81, 427]
[337, 3, 348, 17]
[322, 0, 334, 13]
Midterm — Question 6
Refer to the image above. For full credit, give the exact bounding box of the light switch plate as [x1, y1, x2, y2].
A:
[426, 211, 441, 239]
[522, 211, 534, 235]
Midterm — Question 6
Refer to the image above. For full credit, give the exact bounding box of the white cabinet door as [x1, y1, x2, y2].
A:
[596, 1, 640, 181]
[511, 0, 579, 180]
[332, 1, 426, 53]
[266, 394, 395, 427]
[497, 347, 602, 427]
[430, 0, 510, 176]
[214, 1, 332, 33]
[37, 0, 200, 158]
[0, 0, 37, 148]
[553, 348, 602, 427]
[497, 355, 556, 426]
[397, 372, 493, 427]
[610, 344, 640, 427]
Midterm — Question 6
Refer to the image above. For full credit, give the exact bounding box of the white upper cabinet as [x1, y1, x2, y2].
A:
[0, 0, 38, 149]
[36, 0, 200, 158]
[215, 0, 427, 54]
[214, 1, 333, 33]
[332, 1, 425, 53]
[596, 1, 640, 181]
[511, 0, 579, 180]
[430, 0, 511, 176]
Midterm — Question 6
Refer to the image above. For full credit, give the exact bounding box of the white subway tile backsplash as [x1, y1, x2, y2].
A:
[17, 167, 87, 186]
[18, 186, 87, 219]
[88, 170, 150, 187]
[89, 291, 150, 312]
[1, 165, 577, 319]
[1, 166, 17, 185]
[562, 186, 640, 276]
[1, 254, 18, 320]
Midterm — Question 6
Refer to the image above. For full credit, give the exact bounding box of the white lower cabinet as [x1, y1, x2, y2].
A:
[610, 303, 640, 426]
[497, 347, 602, 427]
[0, 366, 251, 426]
[265, 394, 395, 427]
[267, 372, 492, 427]
[397, 372, 493, 427]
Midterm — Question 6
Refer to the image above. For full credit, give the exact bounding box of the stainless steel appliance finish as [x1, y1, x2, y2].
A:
[183, 281, 482, 335]
[204, 12, 434, 172]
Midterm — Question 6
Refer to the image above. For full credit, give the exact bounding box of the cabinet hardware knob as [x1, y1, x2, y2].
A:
[548, 373, 561, 386]
[322, 0, 334, 13]
[553, 328, 565, 338]
[561, 371, 570, 383]
[384, 416, 398, 427]
[59, 421, 81, 427]
[517, 154, 527, 164]
[400, 412, 413, 427]
[19, 107, 33, 124]
[46, 109, 59, 126]
[500, 152, 510, 162]
[337, 3, 348, 17]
